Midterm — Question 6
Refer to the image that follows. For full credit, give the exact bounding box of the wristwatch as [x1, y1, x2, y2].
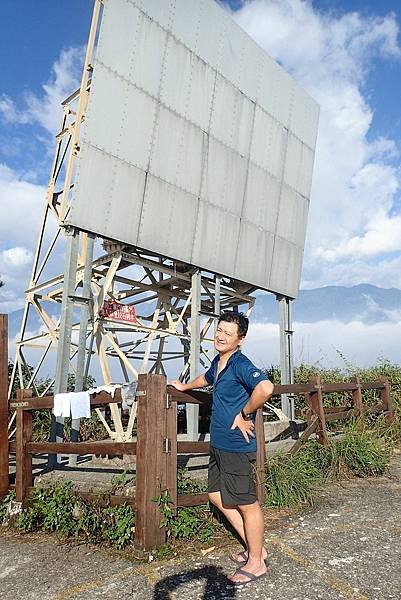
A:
[241, 408, 253, 421]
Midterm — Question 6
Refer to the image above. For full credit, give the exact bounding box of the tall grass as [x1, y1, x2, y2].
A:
[264, 418, 395, 508]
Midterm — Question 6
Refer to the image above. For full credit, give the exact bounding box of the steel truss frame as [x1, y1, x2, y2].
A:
[9, 0, 294, 448]
[8, 0, 256, 445]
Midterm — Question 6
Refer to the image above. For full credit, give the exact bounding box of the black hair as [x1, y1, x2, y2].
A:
[218, 311, 249, 338]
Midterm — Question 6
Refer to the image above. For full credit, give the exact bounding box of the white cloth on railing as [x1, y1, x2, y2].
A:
[53, 391, 91, 419]
[53, 393, 71, 418]
[87, 384, 120, 398]
[121, 382, 137, 411]
[70, 391, 91, 419]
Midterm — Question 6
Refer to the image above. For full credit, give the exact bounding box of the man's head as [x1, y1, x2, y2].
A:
[214, 311, 249, 355]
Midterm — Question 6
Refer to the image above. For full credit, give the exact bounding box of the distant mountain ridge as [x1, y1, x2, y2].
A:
[6, 285, 401, 340]
[250, 284, 401, 324]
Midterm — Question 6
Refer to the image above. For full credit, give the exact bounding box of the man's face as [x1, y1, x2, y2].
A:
[214, 320, 244, 354]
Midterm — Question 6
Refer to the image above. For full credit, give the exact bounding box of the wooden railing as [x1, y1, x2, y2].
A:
[0, 314, 394, 551]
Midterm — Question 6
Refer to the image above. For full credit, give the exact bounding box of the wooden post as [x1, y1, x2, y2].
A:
[255, 407, 266, 504]
[380, 377, 394, 421]
[165, 390, 177, 515]
[0, 315, 9, 498]
[308, 377, 329, 446]
[135, 374, 172, 550]
[351, 376, 363, 416]
[15, 390, 33, 503]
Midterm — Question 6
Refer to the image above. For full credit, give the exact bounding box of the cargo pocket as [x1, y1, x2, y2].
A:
[221, 453, 255, 503]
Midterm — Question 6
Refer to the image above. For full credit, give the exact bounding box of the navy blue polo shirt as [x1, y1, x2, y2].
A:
[204, 350, 270, 453]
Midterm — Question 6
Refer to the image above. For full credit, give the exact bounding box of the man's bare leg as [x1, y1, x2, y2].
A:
[228, 501, 267, 584]
[208, 492, 267, 562]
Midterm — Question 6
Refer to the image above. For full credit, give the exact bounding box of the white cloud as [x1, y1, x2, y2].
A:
[0, 164, 50, 312]
[0, 46, 84, 136]
[0, 95, 29, 125]
[0, 247, 33, 268]
[26, 46, 84, 135]
[245, 319, 401, 368]
[232, 0, 401, 287]
[0, 163, 45, 248]
[0, 246, 34, 313]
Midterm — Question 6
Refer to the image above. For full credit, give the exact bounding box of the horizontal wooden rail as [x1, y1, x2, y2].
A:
[26, 441, 137, 455]
[325, 403, 385, 423]
[167, 386, 212, 405]
[9, 485, 136, 507]
[177, 441, 210, 454]
[273, 383, 315, 394]
[325, 409, 358, 422]
[178, 493, 209, 507]
[167, 381, 387, 407]
[9, 389, 122, 411]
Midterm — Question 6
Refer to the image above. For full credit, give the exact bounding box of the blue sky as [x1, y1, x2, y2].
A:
[2, 0, 401, 172]
[1, 0, 401, 366]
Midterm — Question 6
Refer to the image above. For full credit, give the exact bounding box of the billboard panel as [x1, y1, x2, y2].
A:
[68, 0, 319, 297]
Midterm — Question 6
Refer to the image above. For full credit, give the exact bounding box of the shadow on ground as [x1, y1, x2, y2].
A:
[153, 565, 237, 599]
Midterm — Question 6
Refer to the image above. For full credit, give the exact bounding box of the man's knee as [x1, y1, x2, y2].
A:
[208, 491, 222, 507]
[237, 500, 260, 514]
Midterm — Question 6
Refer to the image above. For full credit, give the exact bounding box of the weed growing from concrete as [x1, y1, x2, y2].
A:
[14, 481, 135, 549]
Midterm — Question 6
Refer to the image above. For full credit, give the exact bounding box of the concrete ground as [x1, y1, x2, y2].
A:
[1, 455, 401, 600]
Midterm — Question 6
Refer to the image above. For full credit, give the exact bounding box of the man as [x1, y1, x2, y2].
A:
[171, 311, 274, 586]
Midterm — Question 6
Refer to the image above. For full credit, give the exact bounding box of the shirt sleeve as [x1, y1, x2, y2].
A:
[204, 359, 216, 385]
[236, 359, 269, 394]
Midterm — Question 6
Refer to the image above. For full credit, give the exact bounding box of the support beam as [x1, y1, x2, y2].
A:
[49, 227, 79, 466]
[70, 232, 95, 466]
[214, 275, 221, 357]
[0, 315, 9, 497]
[187, 270, 201, 440]
[277, 295, 294, 419]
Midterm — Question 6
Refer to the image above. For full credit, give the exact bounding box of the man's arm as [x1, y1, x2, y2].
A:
[242, 380, 274, 415]
[170, 373, 209, 392]
[231, 380, 274, 443]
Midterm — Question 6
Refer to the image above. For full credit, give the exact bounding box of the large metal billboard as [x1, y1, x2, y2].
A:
[67, 0, 319, 298]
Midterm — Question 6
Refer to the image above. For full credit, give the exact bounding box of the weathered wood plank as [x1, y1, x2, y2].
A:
[309, 377, 329, 446]
[135, 374, 167, 550]
[165, 391, 177, 515]
[10, 485, 135, 507]
[27, 441, 137, 455]
[289, 417, 318, 455]
[177, 493, 208, 507]
[0, 315, 8, 497]
[177, 441, 210, 454]
[10, 389, 123, 411]
[255, 407, 266, 505]
[15, 390, 33, 502]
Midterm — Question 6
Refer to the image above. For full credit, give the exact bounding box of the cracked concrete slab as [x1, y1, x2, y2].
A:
[1, 456, 401, 599]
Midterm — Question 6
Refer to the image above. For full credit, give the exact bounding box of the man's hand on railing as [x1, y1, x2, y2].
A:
[170, 380, 186, 392]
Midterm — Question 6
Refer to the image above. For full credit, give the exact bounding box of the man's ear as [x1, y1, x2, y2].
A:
[238, 336, 245, 347]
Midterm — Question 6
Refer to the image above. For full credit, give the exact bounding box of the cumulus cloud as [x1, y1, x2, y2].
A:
[26, 46, 84, 135]
[0, 46, 84, 137]
[0, 247, 33, 268]
[232, 0, 401, 287]
[245, 319, 401, 368]
[0, 47, 83, 312]
[0, 95, 29, 125]
[0, 163, 45, 248]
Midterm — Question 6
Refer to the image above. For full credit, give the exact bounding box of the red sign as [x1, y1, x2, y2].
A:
[99, 300, 140, 324]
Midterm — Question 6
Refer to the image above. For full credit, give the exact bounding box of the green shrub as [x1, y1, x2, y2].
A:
[177, 466, 207, 494]
[335, 420, 392, 477]
[15, 481, 135, 548]
[264, 419, 394, 508]
[264, 447, 324, 507]
[103, 505, 136, 549]
[154, 492, 215, 542]
[0, 490, 16, 523]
